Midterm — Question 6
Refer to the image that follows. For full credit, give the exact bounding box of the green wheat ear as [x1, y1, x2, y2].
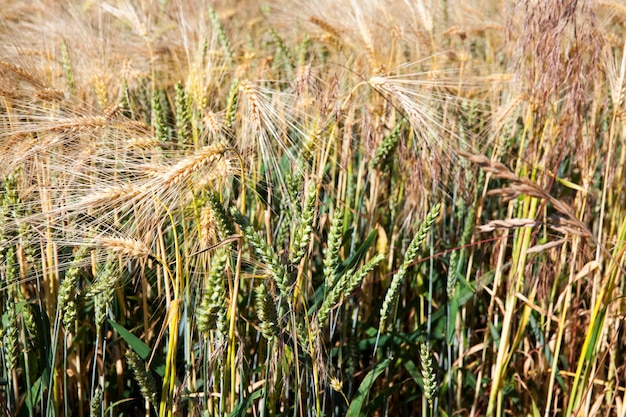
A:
[276, 173, 303, 250]
[270, 27, 294, 69]
[255, 283, 279, 340]
[379, 203, 440, 333]
[59, 246, 89, 332]
[119, 78, 134, 118]
[323, 205, 345, 286]
[446, 250, 459, 299]
[90, 386, 102, 417]
[231, 207, 292, 301]
[152, 88, 168, 143]
[420, 342, 437, 406]
[196, 248, 228, 337]
[208, 6, 234, 65]
[60, 38, 75, 94]
[2, 247, 18, 373]
[126, 350, 158, 405]
[224, 78, 239, 130]
[16, 291, 37, 347]
[0, 173, 19, 264]
[87, 255, 118, 333]
[297, 34, 311, 66]
[370, 118, 407, 170]
[206, 192, 236, 241]
[175, 82, 192, 148]
[317, 253, 384, 329]
[290, 180, 317, 265]
[447, 204, 475, 298]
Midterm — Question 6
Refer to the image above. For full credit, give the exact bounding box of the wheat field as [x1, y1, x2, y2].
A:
[0, 0, 625, 416]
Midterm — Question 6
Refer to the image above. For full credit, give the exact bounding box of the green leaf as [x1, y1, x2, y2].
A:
[401, 358, 422, 385]
[363, 384, 402, 414]
[24, 376, 42, 414]
[347, 357, 392, 416]
[336, 229, 378, 278]
[228, 388, 263, 417]
[108, 319, 166, 377]
[446, 296, 459, 345]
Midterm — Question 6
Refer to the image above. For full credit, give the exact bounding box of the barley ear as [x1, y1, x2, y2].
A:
[379, 203, 440, 333]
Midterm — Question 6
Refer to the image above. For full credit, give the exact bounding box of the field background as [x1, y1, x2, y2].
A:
[1, 0, 625, 416]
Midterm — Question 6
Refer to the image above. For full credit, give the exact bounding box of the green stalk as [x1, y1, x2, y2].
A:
[486, 195, 538, 416]
[565, 218, 626, 416]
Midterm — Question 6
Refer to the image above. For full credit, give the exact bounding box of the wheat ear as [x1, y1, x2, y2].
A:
[126, 350, 158, 405]
[58, 246, 89, 331]
[208, 6, 234, 65]
[174, 82, 192, 147]
[232, 208, 291, 300]
[255, 283, 279, 340]
[317, 254, 385, 328]
[290, 180, 317, 265]
[370, 118, 406, 170]
[196, 248, 228, 338]
[379, 203, 440, 333]
[420, 342, 437, 406]
[224, 78, 239, 130]
[323, 205, 345, 286]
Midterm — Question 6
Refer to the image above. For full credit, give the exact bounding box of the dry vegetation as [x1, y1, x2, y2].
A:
[0, 0, 625, 416]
